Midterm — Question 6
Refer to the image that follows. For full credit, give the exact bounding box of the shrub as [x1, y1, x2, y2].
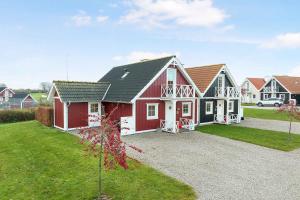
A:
[35, 107, 53, 127]
[0, 109, 36, 123]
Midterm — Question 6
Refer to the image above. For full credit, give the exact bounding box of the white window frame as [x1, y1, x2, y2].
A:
[90, 103, 99, 113]
[182, 102, 191, 117]
[147, 103, 159, 120]
[228, 101, 234, 112]
[279, 94, 285, 100]
[205, 101, 213, 115]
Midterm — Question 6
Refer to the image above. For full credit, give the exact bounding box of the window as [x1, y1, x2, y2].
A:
[205, 102, 213, 115]
[253, 94, 256, 99]
[147, 103, 158, 120]
[228, 101, 234, 112]
[90, 103, 99, 113]
[279, 94, 285, 100]
[121, 71, 130, 79]
[218, 75, 224, 88]
[182, 102, 191, 117]
[264, 94, 269, 100]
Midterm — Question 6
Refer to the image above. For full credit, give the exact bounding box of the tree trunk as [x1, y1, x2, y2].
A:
[99, 136, 104, 199]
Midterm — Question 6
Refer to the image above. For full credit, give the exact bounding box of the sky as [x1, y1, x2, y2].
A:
[1, 0, 300, 89]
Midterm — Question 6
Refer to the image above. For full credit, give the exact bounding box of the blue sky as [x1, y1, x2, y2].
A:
[1, 0, 300, 88]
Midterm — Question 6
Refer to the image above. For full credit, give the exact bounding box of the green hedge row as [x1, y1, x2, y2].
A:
[0, 109, 36, 123]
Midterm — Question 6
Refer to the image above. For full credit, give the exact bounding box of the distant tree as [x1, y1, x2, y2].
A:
[39, 82, 52, 92]
[0, 83, 6, 87]
[79, 106, 142, 199]
[278, 100, 300, 141]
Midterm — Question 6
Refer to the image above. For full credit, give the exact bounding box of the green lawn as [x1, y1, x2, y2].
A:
[241, 103, 256, 106]
[30, 92, 47, 101]
[197, 124, 300, 151]
[244, 108, 300, 122]
[0, 121, 196, 200]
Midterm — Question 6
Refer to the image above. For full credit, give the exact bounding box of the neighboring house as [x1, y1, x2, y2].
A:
[8, 92, 37, 109]
[259, 76, 300, 105]
[48, 56, 201, 135]
[186, 64, 242, 125]
[0, 87, 15, 103]
[241, 78, 265, 103]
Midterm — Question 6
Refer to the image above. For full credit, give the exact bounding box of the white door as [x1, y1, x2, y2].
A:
[167, 68, 177, 97]
[216, 100, 224, 122]
[88, 102, 101, 127]
[165, 101, 174, 130]
[120, 117, 135, 136]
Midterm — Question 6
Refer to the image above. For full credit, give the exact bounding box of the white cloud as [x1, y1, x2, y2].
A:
[113, 51, 179, 62]
[261, 32, 300, 49]
[120, 0, 228, 28]
[109, 3, 118, 8]
[290, 65, 300, 76]
[71, 10, 92, 27]
[96, 15, 109, 23]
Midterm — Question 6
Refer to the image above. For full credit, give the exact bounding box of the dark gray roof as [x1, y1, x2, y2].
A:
[54, 81, 110, 102]
[0, 87, 7, 92]
[99, 56, 174, 102]
[12, 92, 29, 99]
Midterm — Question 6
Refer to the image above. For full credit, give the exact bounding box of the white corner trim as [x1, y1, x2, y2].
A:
[202, 65, 225, 95]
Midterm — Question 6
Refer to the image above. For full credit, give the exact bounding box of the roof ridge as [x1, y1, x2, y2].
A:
[53, 80, 110, 84]
[186, 63, 225, 69]
[112, 55, 175, 69]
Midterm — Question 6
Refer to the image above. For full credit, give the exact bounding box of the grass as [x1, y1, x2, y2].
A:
[0, 121, 196, 200]
[30, 92, 47, 101]
[241, 103, 256, 106]
[244, 108, 300, 122]
[197, 124, 300, 151]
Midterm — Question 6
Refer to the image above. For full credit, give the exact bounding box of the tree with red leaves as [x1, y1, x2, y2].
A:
[278, 100, 300, 140]
[79, 106, 142, 199]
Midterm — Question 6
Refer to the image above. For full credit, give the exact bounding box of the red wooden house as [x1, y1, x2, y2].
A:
[0, 87, 14, 103]
[48, 56, 201, 134]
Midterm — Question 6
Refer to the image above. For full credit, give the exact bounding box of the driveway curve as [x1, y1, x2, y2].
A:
[123, 131, 300, 200]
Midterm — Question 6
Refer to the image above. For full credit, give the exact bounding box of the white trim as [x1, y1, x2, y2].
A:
[197, 98, 200, 125]
[54, 125, 65, 130]
[263, 93, 269, 100]
[205, 101, 213, 115]
[47, 84, 63, 102]
[132, 101, 136, 133]
[102, 84, 111, 101]
[202, 65, 225, 95]
[137, 97, 162, 100]
[134, 129, 157, 134]
[260, 77, 291, 94]
[63, 102, 68, 131]
[146, 103, 159, 120]
[0, 87, 15, 95]
[182, 102, 191, 117]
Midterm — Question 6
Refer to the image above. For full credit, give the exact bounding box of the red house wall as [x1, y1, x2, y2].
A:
[102, 102, 132, 122]
[68, 102, 88, 128]
[23, 96, 35, 109]
[141, 66, 189, 98]
[176, 101, 194, 121]
[54, 98, 64, 128]
[136, 100, 165, 132]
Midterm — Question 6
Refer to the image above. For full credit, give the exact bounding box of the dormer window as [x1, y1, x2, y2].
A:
[121, 68, 130, 79]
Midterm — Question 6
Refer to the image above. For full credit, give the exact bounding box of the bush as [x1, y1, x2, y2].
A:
[35, 107, 53, 127]
[0, 109, 36, 123]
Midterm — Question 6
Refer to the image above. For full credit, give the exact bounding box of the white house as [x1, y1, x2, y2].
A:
[241, 78, 265, 104]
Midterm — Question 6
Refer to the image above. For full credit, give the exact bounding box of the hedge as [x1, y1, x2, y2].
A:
[35, 107, 53, 127]
[0, 109, 36, 123]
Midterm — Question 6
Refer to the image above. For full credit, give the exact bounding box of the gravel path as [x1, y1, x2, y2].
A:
[123, 131, 300, 200]
[236, 117, 300, 134]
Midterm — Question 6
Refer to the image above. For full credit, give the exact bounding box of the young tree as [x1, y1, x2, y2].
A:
[278, 100, 300, 141]
[79, 106, 142, 199]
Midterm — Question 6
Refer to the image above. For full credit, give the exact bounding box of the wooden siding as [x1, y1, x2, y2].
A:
[54, 98, 64, 128]
[102, 102, 132, 122]
[136, 100, 165, 132]
[22, 96, 35, 109]
[141, 66, 190, 98]
[68, 102, 88, 128]
[204, 72, 233, 97]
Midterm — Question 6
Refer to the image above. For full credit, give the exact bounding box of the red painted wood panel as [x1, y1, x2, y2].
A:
[23, 96, 35, 109]
[54, 98, 64, 128]
[176, 101, 193, 121]
[136, 100, 165, 132]
[102, 102, 132, 122]
[141, 66, 191, 98]
[68, 102, 88, 128]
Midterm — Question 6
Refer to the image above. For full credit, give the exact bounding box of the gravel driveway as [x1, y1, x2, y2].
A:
[123, 131, 300, 200]
[236, 117, 300, 134]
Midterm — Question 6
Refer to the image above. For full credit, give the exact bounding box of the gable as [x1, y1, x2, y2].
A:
[204, 71, 234, 97]
[141, 65, 190, 98]
[260, 78, 288, 93]
[186, 64, 223, 93]
[275, 76, 300, 94]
